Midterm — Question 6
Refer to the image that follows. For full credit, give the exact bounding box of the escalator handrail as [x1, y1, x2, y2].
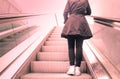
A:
[0, 24, 29, 40]
[83, 41, 111, 79]
[91, 16, 120, 22]
[0, 13, 49, 20]
[91, 16, 120, 30]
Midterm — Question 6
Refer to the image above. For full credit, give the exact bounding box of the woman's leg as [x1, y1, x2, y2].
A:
[67, 37, 75, 66]
[75, 37, 84, 76]
[76, 37, 84, 67]
[67, 36, 75, 75]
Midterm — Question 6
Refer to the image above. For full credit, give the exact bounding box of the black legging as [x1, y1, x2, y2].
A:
[67, 35, 84, 67]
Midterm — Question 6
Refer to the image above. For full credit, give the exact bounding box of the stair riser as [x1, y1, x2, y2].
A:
[31, 61, 69, 73]
[51, 33, 62, 35]
[52, 32, 62, 34]
[49, 35, 61, 38]
[21, 73, 92, 79]
[37, 52, 69, 61]
[41, 46, 68, 52]
[31, 61, 87, 73]
[52, 31, 62, 33]
[44, 41, 67, 46]
[47, 38, 66, 41]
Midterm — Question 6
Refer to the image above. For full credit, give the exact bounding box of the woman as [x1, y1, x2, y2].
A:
[61, 0, 92, 76]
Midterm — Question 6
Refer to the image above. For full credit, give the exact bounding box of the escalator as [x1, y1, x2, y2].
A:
[21, 27, 92, 79]
[1, 15, 119, 79]
[20, 25, 113, 79]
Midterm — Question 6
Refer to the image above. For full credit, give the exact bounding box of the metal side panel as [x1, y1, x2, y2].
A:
[0, 26, 55, 79]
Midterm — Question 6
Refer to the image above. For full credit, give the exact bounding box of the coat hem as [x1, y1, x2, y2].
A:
[61, 34, 93, 39]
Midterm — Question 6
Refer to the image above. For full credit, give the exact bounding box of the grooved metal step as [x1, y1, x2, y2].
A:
[31, 61, 69, 73]
[31, 61, 87, 73]
[49, 35, 61, 38]
[37, 52, 69, 61]
[47, 38, 66, 41]
[45, 41, 67, 46]
[42, 46, 68, 52]
[21, 73, 92, 79]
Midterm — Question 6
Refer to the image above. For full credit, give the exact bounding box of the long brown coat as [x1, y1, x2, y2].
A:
[61, 0, 92, 39]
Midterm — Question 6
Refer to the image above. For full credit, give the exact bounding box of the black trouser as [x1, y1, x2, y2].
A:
[67, 35, 84, 67]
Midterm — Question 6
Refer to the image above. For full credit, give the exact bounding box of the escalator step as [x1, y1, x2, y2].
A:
[37, 52, 69, 61]
[41, 46, 68, 52]
[31, 61, 69, 73]
[45, 41, 67, 46]
[31, 61, 87, 73]
[21, 73, 92, 79]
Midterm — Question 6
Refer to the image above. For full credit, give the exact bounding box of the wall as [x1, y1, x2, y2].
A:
[10, 0, 120, 18]
[89, 0, 120, 18]
[0, 0, 21, 14]
[12, 0, 67, 14]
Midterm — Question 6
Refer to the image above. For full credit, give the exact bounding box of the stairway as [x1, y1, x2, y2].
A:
[21, 27, 92, 79]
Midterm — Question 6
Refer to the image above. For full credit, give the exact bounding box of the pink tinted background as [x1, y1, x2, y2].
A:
[13, 0, 67, 14]
[12, 0, 120, 18]
[89, 0, 120, 18]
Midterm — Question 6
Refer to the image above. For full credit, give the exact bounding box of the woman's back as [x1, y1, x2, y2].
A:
[65, 0, 89, 14]
[62, 0, 92, 39]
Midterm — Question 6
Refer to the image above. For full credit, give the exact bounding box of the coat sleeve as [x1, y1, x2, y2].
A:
[85, 3, 91, 15]
[63, 0, 70, 24]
